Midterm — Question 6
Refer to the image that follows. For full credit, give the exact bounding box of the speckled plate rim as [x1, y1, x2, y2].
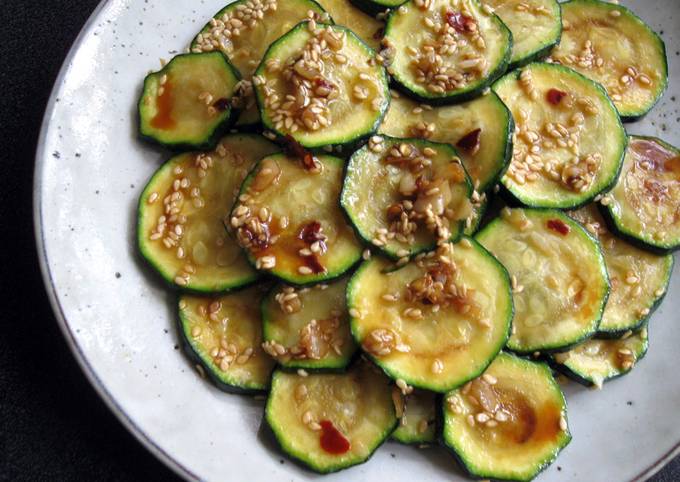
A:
[33, 1, 195, 480]
[31, 1, 679, 481]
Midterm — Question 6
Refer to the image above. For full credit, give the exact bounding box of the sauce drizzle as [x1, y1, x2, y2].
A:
[319, 420, 351, 455]
[150, 81, 176, 130]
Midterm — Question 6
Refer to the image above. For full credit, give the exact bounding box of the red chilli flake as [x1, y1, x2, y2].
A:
[212, 97, 231, 112]
[547, 219, 570, 236]
[456, 128, 482, 154]
[319, 420, 351, 455]
[282, 135, 319, 171]
[546, 88, 567, 106]
[445, 10, 476, 33]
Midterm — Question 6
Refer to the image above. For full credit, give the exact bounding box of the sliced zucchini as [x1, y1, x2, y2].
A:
[138, 134, 278, 292]
[265, 360, 397, 473]
[392, 389, 437, 445]
[178, 286, 276, 393]
[476, 208, 609, 353]
[442, 352, 571, 482]
[551, 0, 667, 121]
[261, 277, 358, 370]
[254, 22, 389, 149]
[379, 92, 513, 191]
[569, 204, 674, 337]
[191, 0, 330, 127]
[230, 153, 362, 285]
[318, 0, 384, 50]
[139, 52, 240, 150]
[552, 328, 649, 388]
[483, 0, 561, 68]
[348, 239, 512, 393]
[341, 136, 473, 260]
[603, 136, 680, 253]
[493, 62, 626, 209]
[383, 0, 512, 104]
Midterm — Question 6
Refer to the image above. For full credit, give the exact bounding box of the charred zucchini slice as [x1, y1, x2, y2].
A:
[191, 0, 330, 127]
[442, 352, 571, 482]
[265, 360, 398, 473]
[483, 0, 561, 68]
[341, 136, 473, 260]
[139, 52, 240, 150]
[551, 0, 668, 121]
[254, 22, 389, 149]
[261, 277, 358, 370]
[379, 92, 513, 191]
[569, 204, 674, 337]
[318, 0, 384, 50]
[383, 0, 512, 104]
[138, 134, 278, 292]
[493, 62, 626, 209]
[602, 136, 680, 253]
[179, 286, 276, 393]
[230, 153, 362, 285]
[476, 208, 609, 353]
[392, 389, 437, 444]
[348, 239, 512, 393]
[552, 328, 648, 389]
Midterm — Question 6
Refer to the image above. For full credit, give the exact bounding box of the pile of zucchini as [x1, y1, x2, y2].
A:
[135, 0, 677, 479]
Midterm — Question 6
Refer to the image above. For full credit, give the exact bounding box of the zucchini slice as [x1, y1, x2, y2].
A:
[191, 0, 330, 127]
[383, 0, 512, 105]
[348, 239, 512, 393]
[350, 0, 404, 17]
[602, 136, 680, 253]
[265, 360, 398, 473]
[341, 136, 473, 260]
[552, 328, 648, 389]
[139, 52, 240, 150]
[261, 277, 358, 370]
[138, 134, 278, 292]
[392, 389, 437, 445]
[569, 204, 674, 337]
[476, 208, 609, 353]
[179, 286, 276, 393]
[551, 0, 668, 121]
[254, 22, 390, 149]
[318, 0, 384, 50]
[442, 352, 571, 482]
[493, 62, 626, 209]
[379, 92, 513, 191]
[230, 153, 362, 285]
[483, 0, 561, 68]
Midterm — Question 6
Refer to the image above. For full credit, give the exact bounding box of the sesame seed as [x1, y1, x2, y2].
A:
[297, 369, 309, 377]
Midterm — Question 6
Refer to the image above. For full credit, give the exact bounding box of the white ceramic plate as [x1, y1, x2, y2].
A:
[35, 1, 680, 480]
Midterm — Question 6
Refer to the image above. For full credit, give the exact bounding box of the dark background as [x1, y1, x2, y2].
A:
[0, 1, 678, 481]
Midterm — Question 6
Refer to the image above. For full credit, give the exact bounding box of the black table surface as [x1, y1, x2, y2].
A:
[1, 1, 678, 481]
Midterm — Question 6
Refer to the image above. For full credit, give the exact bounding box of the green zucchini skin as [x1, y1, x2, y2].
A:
[348, 237, 513, 393]
[439, 352, 571, 482]
[138, 52, 241, 151]
[555, 0, 668, 122]
[476, 208, 610, 354]
[349, 0, 404, 16]
[550, 328, 649, 387]
[599, 135, 680, 254]
[493, 63, 627, 210]
[384, 0, 513, 106]
[253, 22, 390, 152]
[177, 293, 274, 394]
[340, 135, 472, 260]
[264, 363, 398, 473]
[232, 153, 363, 286]
[391, 390, 439, 445]
[261, 278, 359, 371]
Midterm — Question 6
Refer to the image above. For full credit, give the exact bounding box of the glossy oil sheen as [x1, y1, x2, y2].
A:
[34, 0, 680, 481]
